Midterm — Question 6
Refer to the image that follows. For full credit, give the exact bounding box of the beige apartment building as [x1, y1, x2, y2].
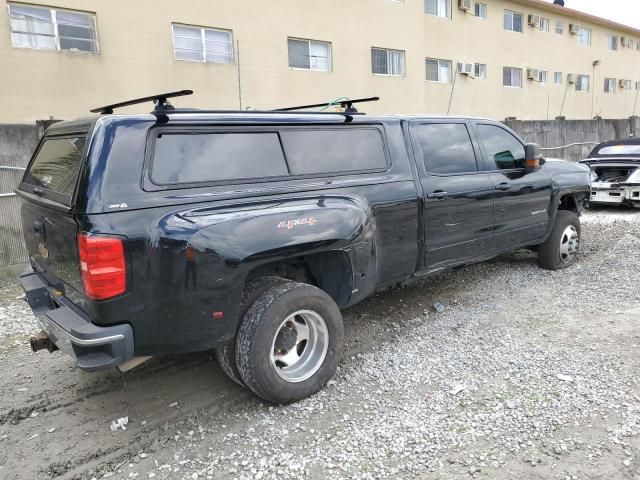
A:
[1, 0, 639, 123]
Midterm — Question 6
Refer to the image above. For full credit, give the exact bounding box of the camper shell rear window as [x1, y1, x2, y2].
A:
[21, 135, 86, 204]
[149, 126, 389, 187]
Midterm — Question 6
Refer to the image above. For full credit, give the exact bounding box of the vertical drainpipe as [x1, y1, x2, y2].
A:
[591, 60, 600, 118]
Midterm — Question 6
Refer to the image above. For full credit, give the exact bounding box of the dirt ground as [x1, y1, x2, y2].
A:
[1, 207, 639, 480]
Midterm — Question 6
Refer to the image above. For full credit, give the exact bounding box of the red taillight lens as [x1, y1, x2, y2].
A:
[77, 233, 126, 300]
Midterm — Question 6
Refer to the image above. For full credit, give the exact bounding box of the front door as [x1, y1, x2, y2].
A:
[474, 123, 552, 250]
[410, 121, 495, 271]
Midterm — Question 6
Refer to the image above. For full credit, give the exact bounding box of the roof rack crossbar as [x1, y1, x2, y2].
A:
[90, 89, 194, 114]
[273, 96, 380, 113]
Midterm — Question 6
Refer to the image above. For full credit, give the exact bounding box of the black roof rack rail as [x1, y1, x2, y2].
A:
[273, 96, 380, 114]
[90, 89, 193, 114]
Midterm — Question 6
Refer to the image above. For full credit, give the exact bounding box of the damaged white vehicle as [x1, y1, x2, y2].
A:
[580, 139, 640, 209]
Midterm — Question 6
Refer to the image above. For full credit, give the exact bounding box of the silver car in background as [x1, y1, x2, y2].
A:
[580, 139, 640, 209]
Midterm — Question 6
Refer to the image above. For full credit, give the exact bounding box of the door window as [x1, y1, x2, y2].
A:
[477, 124, 525, 170]
[414, 123, 478, 175]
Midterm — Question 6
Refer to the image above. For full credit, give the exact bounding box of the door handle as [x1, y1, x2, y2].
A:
[494, 183, 510, 191]
[427, 191, 449, 199]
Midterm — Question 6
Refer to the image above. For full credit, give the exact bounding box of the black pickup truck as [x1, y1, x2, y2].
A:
[18, 92, 590, 403]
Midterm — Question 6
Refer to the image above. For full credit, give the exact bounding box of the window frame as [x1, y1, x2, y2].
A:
[474, 2, 487, 19]
[371, 47, 406, 76]
[575, 74, 590, 93]
[503, 66, 523, 88]
[475, 63, 487, 79]
[604, 78, 616, 94]
[504, 10, 523, 33]
[555, 21, 564, 35]
[409, 120, 482, 177]
[287, 37, 332, 72]
[475, 122, 527, 173]
[425, 57, 452, 83]
[554, 72, 563, 86]
[171, 23, 233, 64]
[578, 27, 592, 46]
[538, 70, 548, 85]
[540, 17, 550, 32]
[425, 0, 452, 19]
[7, 3, 99, 54]
[143, 124, 392, 191]
[606, 34, 618, 51]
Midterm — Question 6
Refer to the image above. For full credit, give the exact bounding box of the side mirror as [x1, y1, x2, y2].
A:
[524, 143, 543, 172]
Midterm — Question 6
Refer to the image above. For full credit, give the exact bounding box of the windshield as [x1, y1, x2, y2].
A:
[22, 136, 86, 201]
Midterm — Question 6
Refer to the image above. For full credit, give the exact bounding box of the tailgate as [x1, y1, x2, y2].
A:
[18, 135, 87, 305]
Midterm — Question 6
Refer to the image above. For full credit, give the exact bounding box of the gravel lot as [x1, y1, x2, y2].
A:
[1, 207, 639, 480]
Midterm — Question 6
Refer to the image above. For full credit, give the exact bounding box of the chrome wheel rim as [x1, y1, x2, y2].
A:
[559, 225, 579, 264]
[270, 310, 328, 383]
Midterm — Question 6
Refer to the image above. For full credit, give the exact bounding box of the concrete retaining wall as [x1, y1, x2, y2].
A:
[505, 116, 639, 162]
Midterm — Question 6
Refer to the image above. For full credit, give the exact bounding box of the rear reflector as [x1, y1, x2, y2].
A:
[77, 234, 126, 300]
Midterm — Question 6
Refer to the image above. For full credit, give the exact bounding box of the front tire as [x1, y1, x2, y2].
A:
[235, 281, 344, 404]
[537, 210, 581, 270]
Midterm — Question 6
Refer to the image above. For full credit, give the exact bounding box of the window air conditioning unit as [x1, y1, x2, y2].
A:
[569, 23, 580, 35]
[458, 62, 474, 76]
[567, 74, 578, 84]
[528, 14, 541, 28]
[619, 79, 630, 89]
[458, 0, 472, 11]
[527, 68, 540, 81]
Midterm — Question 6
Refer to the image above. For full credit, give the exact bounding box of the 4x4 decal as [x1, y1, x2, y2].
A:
[277, 217, 318, 230]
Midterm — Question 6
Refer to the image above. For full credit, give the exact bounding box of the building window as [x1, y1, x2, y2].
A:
[504, 10, 523, 33]
[474, 3, 487, 19]
[475, 63, 487, 79]
[575, 75, 590, 92]
[503, 67, 522, 88]
[637, 81, 640, 91]
[578, 27, 591, 46]
[425, 0, 451, 18]
[540, 18, 550, 32]
[288, 38, 331, 71]
[172, 24, 233, 63]
[371, 48, 405, 76]
[555, 21, 564, 35]
[538, 71, 548, 84]
[622, 37, 634, 49]
[426, 58, 452, 82]
[607, 34, 618, 51]
[8, 4, 98, 53]
[554, 72, 562, 85]
[604, 78, 616, 94]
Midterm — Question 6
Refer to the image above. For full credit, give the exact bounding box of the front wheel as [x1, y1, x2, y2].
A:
[537, 210, 581, 270]
[235, 281, 344, 404]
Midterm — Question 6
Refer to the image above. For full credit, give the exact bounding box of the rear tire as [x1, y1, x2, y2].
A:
[235, 281, 344, 404]
[215, 276, 290, 387]
[537, 210, 581, 270]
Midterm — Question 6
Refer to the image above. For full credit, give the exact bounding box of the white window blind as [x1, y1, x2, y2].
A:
[426, 58, 451, 82]
[288, 39, 331, 71]
[172, 24, 233, 63]
[9, 4, 97, 53]
[372, 48, 405, 76]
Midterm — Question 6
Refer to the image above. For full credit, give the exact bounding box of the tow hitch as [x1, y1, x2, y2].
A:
[30, 330, 59, 353]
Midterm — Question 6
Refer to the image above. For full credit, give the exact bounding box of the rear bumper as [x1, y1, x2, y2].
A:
[20, 270, 134, 371]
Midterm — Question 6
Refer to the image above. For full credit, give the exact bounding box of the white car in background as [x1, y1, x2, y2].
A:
[579, 139, 640, 209]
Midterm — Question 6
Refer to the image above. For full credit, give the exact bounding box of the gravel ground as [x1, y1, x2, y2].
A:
[1, 207, 639, 480]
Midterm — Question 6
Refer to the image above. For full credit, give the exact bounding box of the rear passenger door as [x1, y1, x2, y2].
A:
[474, 123, 552, 249]
[410, 120, 495, 271]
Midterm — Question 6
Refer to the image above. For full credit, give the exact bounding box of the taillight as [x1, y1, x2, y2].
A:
[77, 233, 126, 300]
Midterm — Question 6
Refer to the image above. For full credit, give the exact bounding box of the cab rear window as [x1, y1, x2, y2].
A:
[23, 136, 86, 199]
